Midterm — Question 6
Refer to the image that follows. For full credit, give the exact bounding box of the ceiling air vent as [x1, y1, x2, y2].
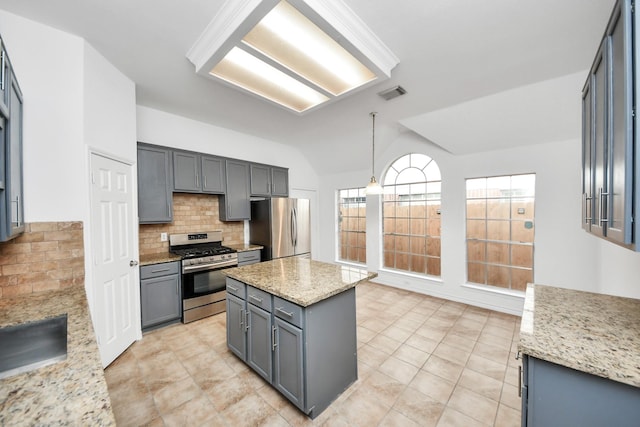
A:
[378, 85, 406, 101]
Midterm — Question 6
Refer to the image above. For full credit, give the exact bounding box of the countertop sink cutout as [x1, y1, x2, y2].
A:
[0, 313, 68, 379]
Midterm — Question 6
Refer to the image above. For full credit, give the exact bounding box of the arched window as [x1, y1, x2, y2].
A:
[382, 153, 441, 276]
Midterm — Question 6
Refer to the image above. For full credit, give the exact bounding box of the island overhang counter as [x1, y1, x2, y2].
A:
[223, 256, 377, 419]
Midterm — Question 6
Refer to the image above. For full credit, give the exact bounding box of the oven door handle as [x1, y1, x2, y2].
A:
[182, 260, 238, 273]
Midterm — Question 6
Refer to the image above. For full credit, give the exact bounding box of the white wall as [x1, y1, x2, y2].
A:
[136, 106, 318, 192]
[0, 11, 138, 314]
[83, 43, 137, 162]
[136, 106, 321, 255]
[0, 10, 85, 222]
[318, 130, 601, 314]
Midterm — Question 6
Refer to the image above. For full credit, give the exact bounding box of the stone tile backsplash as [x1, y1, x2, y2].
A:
[138, 193, 244, 256]
[0, 221, 84, 299]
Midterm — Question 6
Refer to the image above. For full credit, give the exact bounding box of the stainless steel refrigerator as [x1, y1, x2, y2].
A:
[249, 198, 310, 261]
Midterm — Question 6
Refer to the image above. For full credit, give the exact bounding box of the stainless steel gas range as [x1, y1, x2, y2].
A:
[169, 230, 237, 323]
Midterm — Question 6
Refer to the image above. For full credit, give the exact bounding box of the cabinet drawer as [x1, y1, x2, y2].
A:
[238, 250, 261, 265]
[226, 278, 246, 299]
[273, 296, 303, 328]
[140, 261, 180, 279]
[247, 285, 272, 312]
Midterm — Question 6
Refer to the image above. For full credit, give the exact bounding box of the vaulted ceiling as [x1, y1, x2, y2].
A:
[0, 0, 614, 174]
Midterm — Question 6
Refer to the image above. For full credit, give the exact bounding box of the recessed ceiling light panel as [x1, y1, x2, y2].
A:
[187, 0, 399, 114]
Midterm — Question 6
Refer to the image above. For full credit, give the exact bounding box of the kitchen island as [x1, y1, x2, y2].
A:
[224, 256, 376, 419]
[518, 284, 640, 426]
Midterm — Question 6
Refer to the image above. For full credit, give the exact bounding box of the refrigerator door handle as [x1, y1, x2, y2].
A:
[293, 207, 298, 247]
[290, 209, 295, 247]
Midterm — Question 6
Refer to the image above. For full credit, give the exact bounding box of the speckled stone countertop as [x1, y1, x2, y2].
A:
[140, 252, 181, 266]
[224, 256, 376, 307]
[0, 286, 115, 425]
[226, 243, 263, 252]
[519, 284, 640, 388]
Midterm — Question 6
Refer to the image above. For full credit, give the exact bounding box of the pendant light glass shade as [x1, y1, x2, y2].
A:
[365, 112, 382, 195]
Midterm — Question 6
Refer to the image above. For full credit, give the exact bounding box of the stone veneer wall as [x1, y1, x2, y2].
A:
[139, 193, 244, 256]
[0, 222, 84, 299]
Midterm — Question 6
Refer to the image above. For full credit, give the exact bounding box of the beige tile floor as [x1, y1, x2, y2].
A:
[104, 282, 523, 426]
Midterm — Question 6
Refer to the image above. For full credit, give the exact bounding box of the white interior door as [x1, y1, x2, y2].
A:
[89, 152, 139, 367]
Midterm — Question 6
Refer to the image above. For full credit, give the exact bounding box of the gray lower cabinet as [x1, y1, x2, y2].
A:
[219, 160, 251, 221]
[140, 262, 182, 330]
[237, 249, 261, 266]
[225, 277, 357, 418]
[137, 143, 173, 223]
[521, 354, 640, 427]
[273, 316, 304, 408]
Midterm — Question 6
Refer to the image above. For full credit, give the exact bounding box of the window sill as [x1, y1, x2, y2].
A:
[379, 268, 444, 284]
[462, 282, 526, 298]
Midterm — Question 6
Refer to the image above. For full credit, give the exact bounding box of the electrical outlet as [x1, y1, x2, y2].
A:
[160, 232, 168, 242]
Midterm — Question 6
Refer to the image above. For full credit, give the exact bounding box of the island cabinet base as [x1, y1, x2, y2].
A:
[225, 278, 357, 419]
[522, 355, 640, 427]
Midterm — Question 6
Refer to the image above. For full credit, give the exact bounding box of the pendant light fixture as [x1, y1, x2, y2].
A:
[365, 112, 383, 195]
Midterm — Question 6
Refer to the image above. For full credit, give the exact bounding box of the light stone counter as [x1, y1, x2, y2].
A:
[226, 243, 263, 252]
[0, 286, 116, 426]
[140, 252, 181, 266]
[519, 284, 640, 388]
[224, 256, 376, 307]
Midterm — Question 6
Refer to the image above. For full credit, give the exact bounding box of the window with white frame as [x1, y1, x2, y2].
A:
[337, 187, 366, 264]
[466, 174, 535, 291]
[382, 153, 441, 276]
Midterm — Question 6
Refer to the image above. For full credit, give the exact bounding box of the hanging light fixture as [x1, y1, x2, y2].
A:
[366, 112, 383, 195]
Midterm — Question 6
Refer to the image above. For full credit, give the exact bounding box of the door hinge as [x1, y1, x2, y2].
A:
[91, 171, 96, 184]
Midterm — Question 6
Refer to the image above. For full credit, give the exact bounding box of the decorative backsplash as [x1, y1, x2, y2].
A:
[139, 193, 244, 256]
[0, 222, 84, 299]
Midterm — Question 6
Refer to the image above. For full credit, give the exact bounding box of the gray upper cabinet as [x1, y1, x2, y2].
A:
[0, 36, 24, 242]
[173, 150, 225, 194]
[219, 160, 251, 221]
[250, 164, 271, 197]
[201, 155, 225, 193]
[137, 143, 173, 224]
[250, 164, 289, 197]
[271, 167, 289, 197]
[0, 39, 9, 118]
[582, 0, 637, 250]
[173, 151, 199, 192]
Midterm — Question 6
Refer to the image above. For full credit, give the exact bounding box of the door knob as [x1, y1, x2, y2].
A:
[130, 260, 139, 267]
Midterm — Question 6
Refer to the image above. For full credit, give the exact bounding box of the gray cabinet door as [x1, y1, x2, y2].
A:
[6, 68, 23, 239]
[271, 167, 289, 197]
[0, 40, 9, 117]
[591, 39, 607, 238]
[523, 355, 640, 427]
[173, 151, 200, 192]
[247, 303, 272, 382]
[581, 81, 593, 232]
[140, 273, 181, 329]
[201, 155, 225, 193]
[220, 160, 251, 221]
[250, 164, 271, 197]
[605, 0, 633, 244]
[226, 293, 246, 360]
[273, 316, 304, 410]
[137, 144, 173, 223]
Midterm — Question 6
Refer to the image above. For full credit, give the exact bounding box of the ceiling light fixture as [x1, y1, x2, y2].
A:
[366, 112, 383, 195]
[187, 0, 399, 114]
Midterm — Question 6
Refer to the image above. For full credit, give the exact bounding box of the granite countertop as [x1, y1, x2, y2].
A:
[0, 286, 116, 425]
[224, 256, 376, 307]
[226, 243, 263, 252]
[140, 252, 181, 266]
[519, 284, 640, 388]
